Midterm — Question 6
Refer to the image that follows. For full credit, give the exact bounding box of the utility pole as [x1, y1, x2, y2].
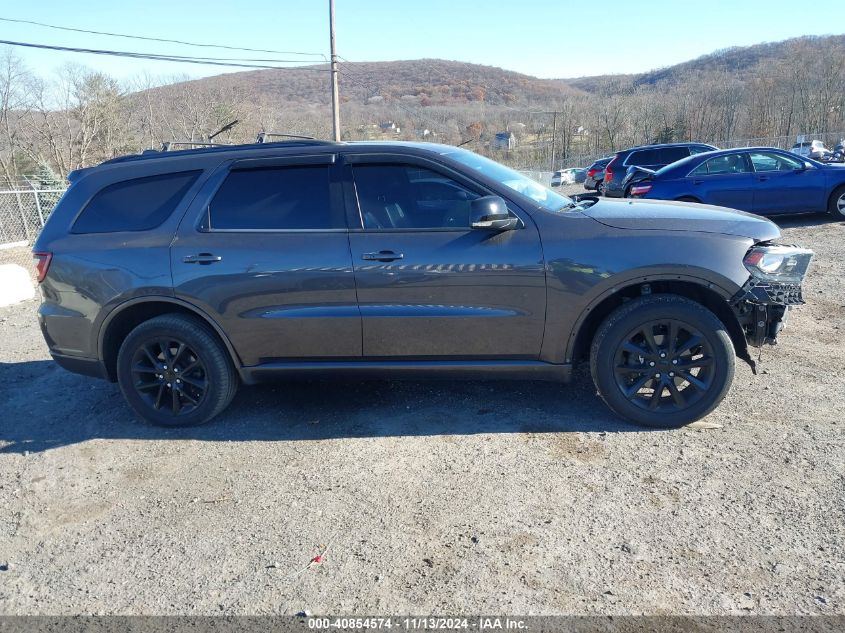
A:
[549, 111, 558, 172]
[329, 0, 341, 141]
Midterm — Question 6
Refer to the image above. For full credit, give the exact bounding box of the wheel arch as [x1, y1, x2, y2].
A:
[827, 182, 845, 213]
[97, 297, 242, 382]
[566, 277, 747, 366]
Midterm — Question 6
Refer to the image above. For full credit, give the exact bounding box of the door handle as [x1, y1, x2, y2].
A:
[362, 250, 404, 262]
[692, 179, 703, 185]
[758, 176, 769, 182]
[182, 253, 222, 264]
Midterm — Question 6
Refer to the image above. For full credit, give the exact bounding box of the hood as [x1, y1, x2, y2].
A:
[582, 198, 780, 242]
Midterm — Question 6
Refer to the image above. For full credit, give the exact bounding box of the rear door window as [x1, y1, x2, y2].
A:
[627, 150, 659, 165]
[204, 165, 341, 230]
[72, 170, 201, 234]
[692, 153, 750, 175]
[658, 147, 691, 164]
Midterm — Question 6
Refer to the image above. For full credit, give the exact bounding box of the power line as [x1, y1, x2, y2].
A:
[0, 39, 331, 70]
[0, 16, 326, 59]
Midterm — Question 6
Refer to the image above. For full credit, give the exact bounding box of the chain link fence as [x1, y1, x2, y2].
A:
[0, 189, 65, 277]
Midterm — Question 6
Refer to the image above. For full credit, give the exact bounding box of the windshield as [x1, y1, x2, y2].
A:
[441, 147, 574, 211]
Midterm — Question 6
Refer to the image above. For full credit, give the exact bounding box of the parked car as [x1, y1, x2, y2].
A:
[551, 168, 586, 187]
[34, 140, 813, 429]
[623, 147, 845, 217]
[831, 140, 845, 163]
[584, 157, 612, 194]
[790, 140, 832, 161]
[604, 143, 718, 198]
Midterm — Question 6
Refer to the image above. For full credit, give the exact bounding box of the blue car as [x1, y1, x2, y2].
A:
[625, 147, 845, 217]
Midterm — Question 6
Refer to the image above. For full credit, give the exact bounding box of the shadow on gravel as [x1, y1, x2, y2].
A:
[771, 213, 843, 229]
[0, 360, 652, 454]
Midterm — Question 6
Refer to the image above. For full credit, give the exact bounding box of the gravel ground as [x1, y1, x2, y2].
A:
[0, 214, 843, 616]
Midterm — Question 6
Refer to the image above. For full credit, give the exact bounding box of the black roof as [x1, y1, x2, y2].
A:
[100, 139, 341, 166]
[66, 140, 465, 183]
[95, 139, 472, 167]
[618, 142, 718, 153]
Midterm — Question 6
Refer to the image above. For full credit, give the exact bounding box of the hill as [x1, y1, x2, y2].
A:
[565, 34, 845, 92]
[140, 59, 584, 109]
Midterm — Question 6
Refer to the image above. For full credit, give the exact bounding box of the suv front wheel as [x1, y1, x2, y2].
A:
[116, 314, 238, 427]
[590, 295, 735, 428]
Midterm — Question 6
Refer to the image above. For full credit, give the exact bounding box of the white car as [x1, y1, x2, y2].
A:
[790, 140, 832, 160]
[551, 168, 586, 187]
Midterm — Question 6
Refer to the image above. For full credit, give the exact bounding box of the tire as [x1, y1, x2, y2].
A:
[590, 295, 735, 428]
[596, 181, 605, 196]
[828, 184, 845, 218]
[116, 314, 238, 427]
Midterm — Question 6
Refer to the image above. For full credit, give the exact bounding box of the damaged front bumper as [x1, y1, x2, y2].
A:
[731, 243, 814, 358]
[731, 277, 805, 348]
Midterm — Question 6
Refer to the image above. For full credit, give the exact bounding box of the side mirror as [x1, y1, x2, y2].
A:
[470, 196, 518, 231]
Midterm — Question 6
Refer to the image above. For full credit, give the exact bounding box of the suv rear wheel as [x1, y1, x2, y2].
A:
[590, 295, 735, 428]
[116, 314, 238, 427]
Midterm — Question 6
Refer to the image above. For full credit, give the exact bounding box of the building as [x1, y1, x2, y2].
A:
[492, 131, 516, 151]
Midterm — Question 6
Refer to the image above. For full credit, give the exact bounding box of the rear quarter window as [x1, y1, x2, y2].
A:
[72, 170, 201, 234]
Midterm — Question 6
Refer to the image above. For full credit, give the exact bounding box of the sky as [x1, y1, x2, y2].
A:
[2, 0, 845, 82]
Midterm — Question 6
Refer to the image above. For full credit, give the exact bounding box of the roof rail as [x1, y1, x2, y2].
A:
[100, 138, 341, 166]
[161, 141, 232, 152]
[256, 132, 318, 143]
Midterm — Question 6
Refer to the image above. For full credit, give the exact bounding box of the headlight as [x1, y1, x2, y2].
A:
[744, 245, 814, 283]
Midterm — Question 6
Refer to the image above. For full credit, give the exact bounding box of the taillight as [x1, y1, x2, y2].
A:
[33, 252, 52, 283]
[605, 156, 618, 183]
[587, 168, 598, 178]
[630, 184, 652, 196]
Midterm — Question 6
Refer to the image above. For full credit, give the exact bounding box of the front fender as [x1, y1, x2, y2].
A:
[536, 224, 755, 364]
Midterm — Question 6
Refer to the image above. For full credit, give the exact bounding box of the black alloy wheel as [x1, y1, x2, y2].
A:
[117, 314, 238, 427]
[613, 319, 714, 413]
[131, 339, 208, 417]
[591, 295, 735, 428]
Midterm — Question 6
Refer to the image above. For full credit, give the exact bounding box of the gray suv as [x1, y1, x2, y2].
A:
[33, 141, 813, 428]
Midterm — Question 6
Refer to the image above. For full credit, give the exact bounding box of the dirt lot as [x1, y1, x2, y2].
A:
[0, 215, 843, 616]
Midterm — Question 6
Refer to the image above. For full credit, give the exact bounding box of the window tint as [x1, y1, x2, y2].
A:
[695, 154, 750, 175]
[353, 164, 481, 230]
[627, 149, 659, 165]
[72, 171, 200, 234]
[690, 162, 709, 176]
[749, 152, 802, 172]
[658, 147, 690, 164]
[206, 165, 339, 230]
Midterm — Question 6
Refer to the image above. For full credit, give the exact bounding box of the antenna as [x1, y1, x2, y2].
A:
[208, 119, 240, 141]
